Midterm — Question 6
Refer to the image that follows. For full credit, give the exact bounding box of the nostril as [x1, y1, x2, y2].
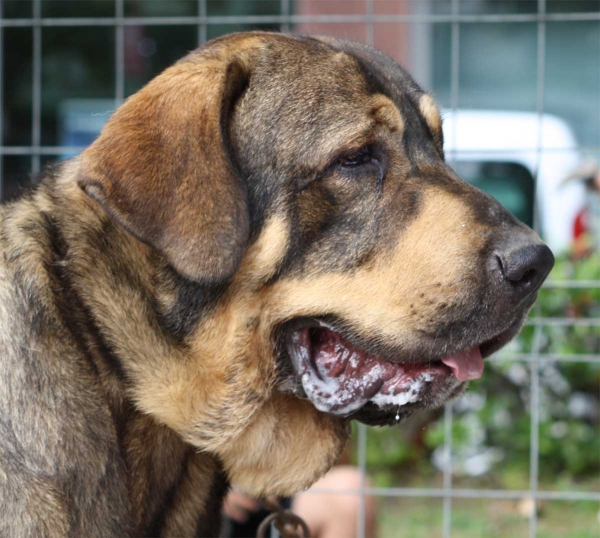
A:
[504, 262, 537, 285]
[495, 254, 505, 276]
[518, 268, 538, 287]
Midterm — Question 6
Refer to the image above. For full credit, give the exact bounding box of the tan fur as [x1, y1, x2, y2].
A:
[265, 189, 485, 346]
[159, 455, 222, 535]
[237, 216, 290, 284]
[371, 94, 405, 134]
[419, 93, 443, 141]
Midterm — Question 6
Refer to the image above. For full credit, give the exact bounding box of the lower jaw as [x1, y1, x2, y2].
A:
[348, 381, 466, 426]
[327, 371, 461, 418]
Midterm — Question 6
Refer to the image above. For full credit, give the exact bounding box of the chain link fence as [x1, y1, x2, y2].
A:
[1, 1, 598, 537]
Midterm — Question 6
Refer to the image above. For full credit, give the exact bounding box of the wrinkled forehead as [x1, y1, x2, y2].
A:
[236, 36, 443, 168]
[241, 43, 372, 143]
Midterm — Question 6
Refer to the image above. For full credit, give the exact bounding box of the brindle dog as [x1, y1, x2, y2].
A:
[0, 32, 554, 537]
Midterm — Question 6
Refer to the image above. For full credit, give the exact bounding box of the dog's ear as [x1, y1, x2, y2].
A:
[78, 49, 255, 283]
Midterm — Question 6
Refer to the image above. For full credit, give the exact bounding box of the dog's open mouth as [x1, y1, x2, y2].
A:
[285, 318, 513, 417]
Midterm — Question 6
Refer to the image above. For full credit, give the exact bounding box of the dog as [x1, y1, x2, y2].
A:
[0, 32, 554, 537]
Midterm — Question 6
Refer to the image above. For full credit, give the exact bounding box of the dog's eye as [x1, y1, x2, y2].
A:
[338, 147, 372, 169]
[330, 144, 387, 194]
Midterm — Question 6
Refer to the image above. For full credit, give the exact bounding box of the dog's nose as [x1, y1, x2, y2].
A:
[496, 243, 555, 296]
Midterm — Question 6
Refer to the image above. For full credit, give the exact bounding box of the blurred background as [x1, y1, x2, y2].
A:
[1, 1, 598, 537]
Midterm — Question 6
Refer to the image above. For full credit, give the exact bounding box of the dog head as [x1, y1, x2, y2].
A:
[78, 33, 554, 495]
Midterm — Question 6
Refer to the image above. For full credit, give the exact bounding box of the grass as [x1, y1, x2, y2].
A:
[376, 497, 599, 538]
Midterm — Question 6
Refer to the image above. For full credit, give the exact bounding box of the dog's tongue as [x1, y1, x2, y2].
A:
[441, 348, 484, 381]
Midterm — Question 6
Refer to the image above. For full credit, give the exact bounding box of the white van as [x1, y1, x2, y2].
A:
[442, 110, 586, 254]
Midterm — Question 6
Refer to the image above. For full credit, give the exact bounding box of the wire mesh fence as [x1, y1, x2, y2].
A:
[1, 1, 598, 537]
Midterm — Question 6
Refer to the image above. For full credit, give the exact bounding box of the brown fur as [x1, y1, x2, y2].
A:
[0, 32, 548, 536]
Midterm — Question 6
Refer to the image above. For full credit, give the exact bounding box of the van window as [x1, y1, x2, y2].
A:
[453, 161, 535, 227]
